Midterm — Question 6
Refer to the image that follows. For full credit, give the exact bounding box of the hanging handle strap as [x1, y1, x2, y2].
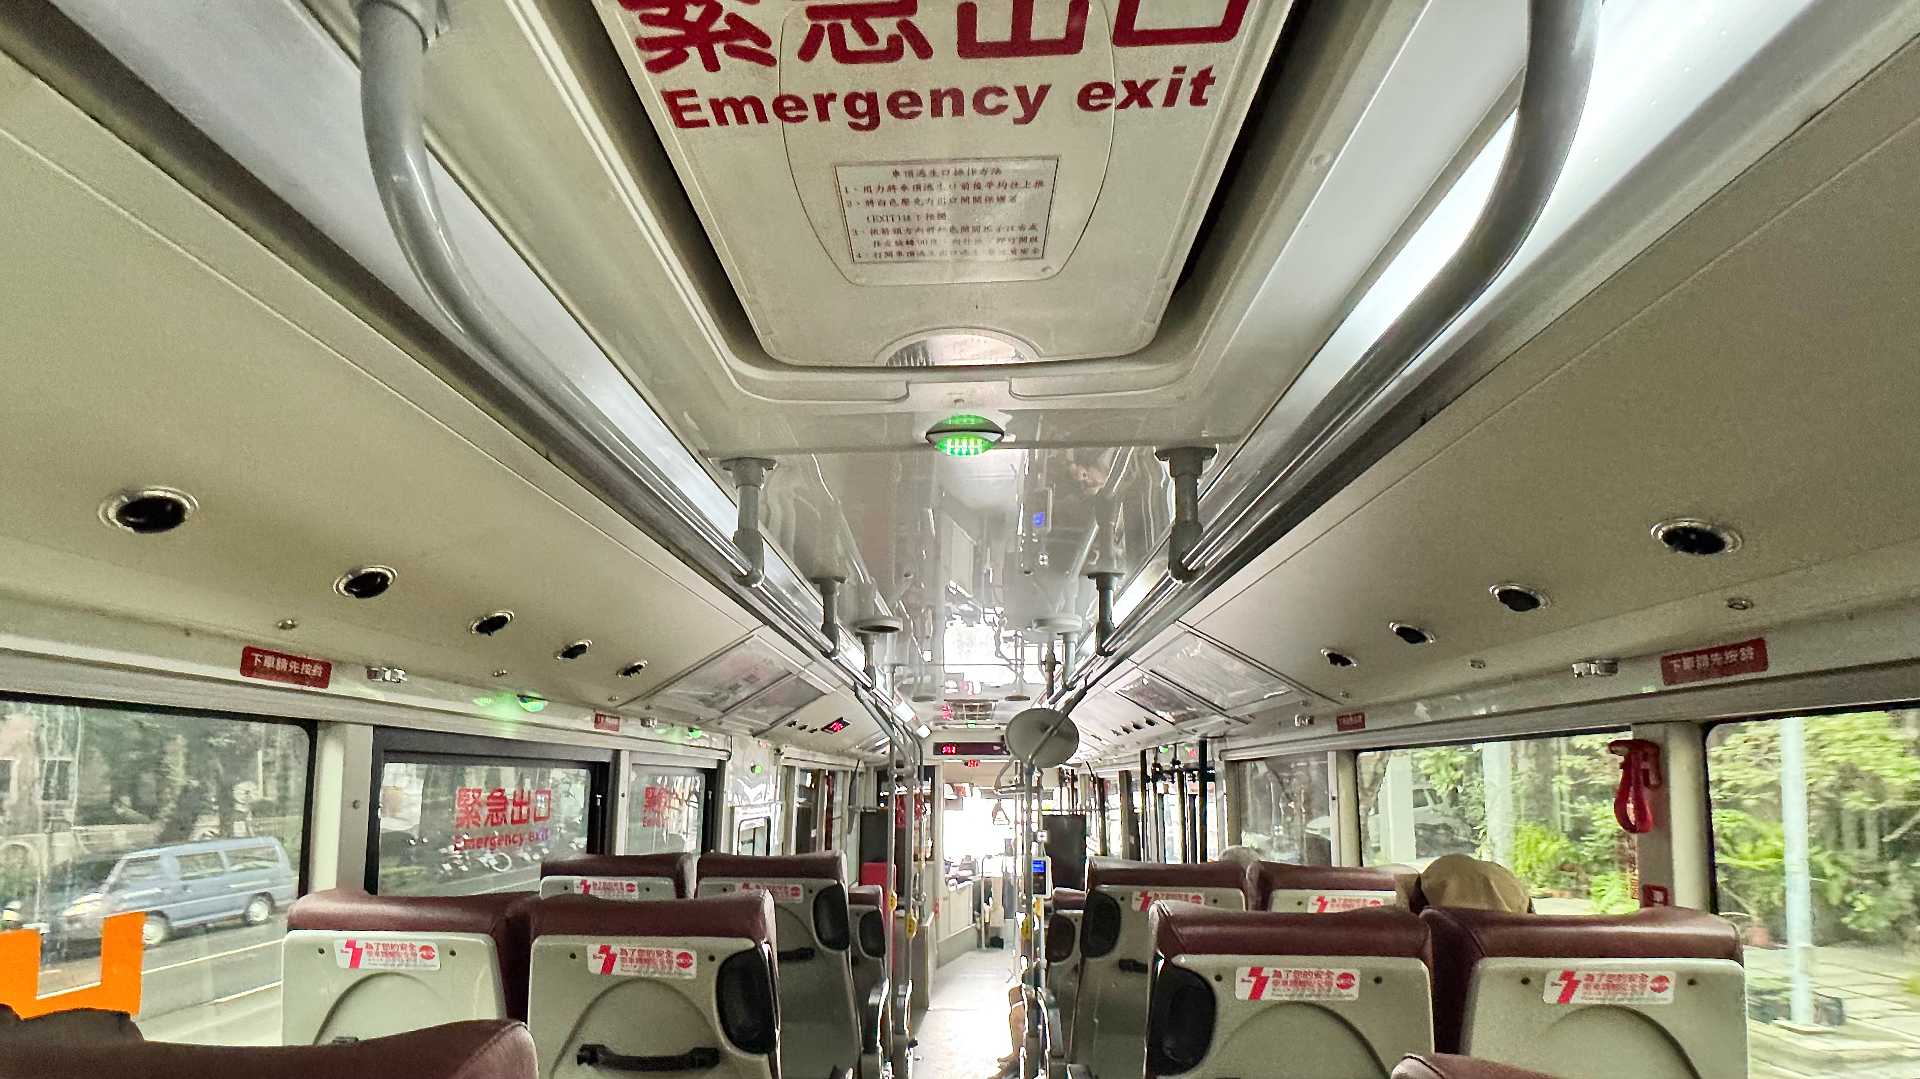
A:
[1608, 739, 1663, 835]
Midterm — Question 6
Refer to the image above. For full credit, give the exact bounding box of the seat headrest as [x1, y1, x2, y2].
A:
[697, 852, 845, 883]
[1154, 906, 1431, 966]
[541, 852, 697, 898]
[0, 1008, 143, 1045]
[1087, 858, 1255, 902]
[1254, 862, 1417, 908]
[848, 884, 885, 909]
[1394, 1054, 1564, 1079]
[288, 889, 536, 1019]
[1422, 906, 1742, 964]
[0, 1019, 534, 1079]
[1050, 887, 1086, 912]
[532, 893, 776, 946]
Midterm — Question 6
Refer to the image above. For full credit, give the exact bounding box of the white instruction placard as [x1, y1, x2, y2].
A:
[738, 881, 806, 904]
[1545, 969, 1676, 1005]
[573, 877, 645, 900]
[589, 943, 697, 979]
[838, 157, 1056, 266]
[1235, 966, 1360, 1002]
[335, 938, 440, 971]
[1134, 890, 1207, 911]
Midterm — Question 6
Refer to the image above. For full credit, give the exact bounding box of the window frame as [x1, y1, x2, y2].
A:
[365, 728, 614, 893]
[624, 760, 713, 855]
[0, 691, 317, 896]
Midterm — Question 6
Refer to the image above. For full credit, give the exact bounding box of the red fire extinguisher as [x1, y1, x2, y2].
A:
[1608, 739, 1663, 835]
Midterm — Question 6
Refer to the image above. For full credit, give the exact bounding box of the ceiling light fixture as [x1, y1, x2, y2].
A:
[925, 414, 1006, 458]
[100, 487, 198, 535]
[334, 566, 396, 600]
[470, 610, 514, 636]
[1651, 518, 1742, 557]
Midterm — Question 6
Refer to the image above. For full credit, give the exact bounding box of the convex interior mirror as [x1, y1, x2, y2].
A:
[1005, 706, 1080, 769]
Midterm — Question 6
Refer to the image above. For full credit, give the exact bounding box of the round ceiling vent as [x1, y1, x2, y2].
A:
[1651, 518, 1741, 557]
[334, 566, 396, 600]
[470, 611, 514, 636]
[556, 639, 592, 661]
[1321, 649, 1357, 669]
[1389, 622, 1435, 646]
[1490, 583, 1549, 613]
[100, 487, 197, 535]
[618, 660, 649, 678]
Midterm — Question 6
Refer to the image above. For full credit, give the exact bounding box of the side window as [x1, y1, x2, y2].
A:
[375, 755, 597, 896]
[1230, 755, 1332, 864]
[1358, 732, 1636, 913]
[737, 817, 772, 856]
[0, 696, 311, 1046]
[1707, 710, 1920, 1076]
[625, 765, 707, 855]
[175, 852, 226, 880]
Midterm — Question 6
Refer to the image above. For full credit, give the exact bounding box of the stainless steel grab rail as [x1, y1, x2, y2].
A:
[1062, 0, 1601, 708]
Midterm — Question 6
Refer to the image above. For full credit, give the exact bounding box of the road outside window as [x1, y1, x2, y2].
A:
[376, 759, 592, 897]
[1707, 710, 1920, 1078]
[1358, 732, 1637, 914]
[0, 697, 309, 1045]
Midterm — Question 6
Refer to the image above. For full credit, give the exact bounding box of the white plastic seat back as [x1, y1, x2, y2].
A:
[539, 852, 696, 902]
[1045, 889, 1086, 1059]
[1256, 861, 1418, 914]
[1426, 906, 1748, 1079]
[527, 894, 778, 1079]
[1071, 860, 1254, 1079]
[1147, 906, 1434, 1078]
[697, 852, 859, 1078]
[280, 889, 529, 1044]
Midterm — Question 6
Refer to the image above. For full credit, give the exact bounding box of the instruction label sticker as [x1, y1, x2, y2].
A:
[738, 882, 807, 904]
[335, 938, 440, 971]
[1546, 969, 1675, 1005]
[839, 157, 1056, 265]
[1134, 890, 1207, 911]
[1308, 893, 1393, 914]
[589, 943, 697, 979]
[573, 877, 645, 900]
[1236, 966, 1360, 1002]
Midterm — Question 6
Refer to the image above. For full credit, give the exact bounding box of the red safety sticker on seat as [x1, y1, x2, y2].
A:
[588, 943, 698, 979]
[1308, 893, 1392, 913]
[573, 877, 646, 899]
[1235, 966, 1360, 1001]
[335, 939, 441, 971]
[1545, 969, 1675, 1005]
[1135, 890, 1207, 911]
[738, 881, 806, 903]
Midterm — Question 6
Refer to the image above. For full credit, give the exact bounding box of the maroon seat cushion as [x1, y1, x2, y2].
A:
[0, 1008, 143, 1045]
[1422, 907, 1742, 1053]
[541, 852, 697, 898]
[0, 1019, 534, 1079]
[288, 889, 536, 1020]
[1050, 888, 1086, 913]
[697, 852, 846, 884]
[1254, 862, 1419, 910]
[1154, 906, 1431, 966]
[848, 884, 885, 909]
[531, 892, 776, 948]
[1395, 1053, 1565, 1079]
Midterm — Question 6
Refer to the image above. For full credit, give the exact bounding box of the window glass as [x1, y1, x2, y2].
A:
[225, 845, 282, 872]
[1358, 732, 1635, 913]
[0, 697, 309, 1045]
[376, 758, 592, 896]
[1707, 710, 1920, 1074]
[625, 765, 706, 855]
[737, 817, 772, 856]
[1231, 755, 1333, 864]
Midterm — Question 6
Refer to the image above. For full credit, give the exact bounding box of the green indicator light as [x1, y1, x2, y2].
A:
[925, 414, 1005, 457]
[516, 693, 548, 713]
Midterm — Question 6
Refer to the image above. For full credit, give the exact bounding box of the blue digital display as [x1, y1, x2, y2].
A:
[1031, 511, 1047, 528]
[1031, 858, 1048, 874]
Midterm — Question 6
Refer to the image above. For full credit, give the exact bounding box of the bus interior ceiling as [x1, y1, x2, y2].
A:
[0, 1, 1919, 1078]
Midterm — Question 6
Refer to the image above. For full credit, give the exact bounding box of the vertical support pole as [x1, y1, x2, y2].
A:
[1120, 770, 1140, 861]
[1482, 741, 1516, 867]
[1781, 715, 1816, 1025]
[1331, 751, 1362, 866]
[1383, 753, 1418, 864]
[1197, 740, 1211, 862]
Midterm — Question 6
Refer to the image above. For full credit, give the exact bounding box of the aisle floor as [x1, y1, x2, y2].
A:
[914, 945, 1019, 1078]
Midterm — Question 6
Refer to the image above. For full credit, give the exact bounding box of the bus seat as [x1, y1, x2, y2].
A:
[538, 852, 696, 901]
[1423, 907, 1746, 1079]
[847, 884, 889, 1072]
[1255, 862, 1420, 913]
[1046, 888, 1087, 1059]
[0, 1018, 536, 1079]
[1395, 1054, 1567, 1079]
[0, 1005, 143, 1044]
[695, 853, 860, 1078]
[528, 894, 779, 1079]
[1073, 859, 1257, 1079]
[282, 889, 534, 1043]
[1146, 906, 1433, 1078]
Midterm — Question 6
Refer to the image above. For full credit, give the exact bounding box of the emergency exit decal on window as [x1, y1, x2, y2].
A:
[335, 939, 441, 971]
[240, 645, 332, 689]
[1235, 966, 1360, 1002]
[589, 943, 698, 979]
[1659, 638, 1768, 686]
[452, 786, 554, 853]
[1545, 969, 1676, 1006]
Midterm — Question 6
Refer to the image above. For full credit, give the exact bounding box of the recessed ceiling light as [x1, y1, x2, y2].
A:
[1651, 518, 1741, 557]
[925, 414, 1006, 458]
[334, 566, 396, 600]
[618, 660, 649, 678]
[470, 611, 514, 636]
[556, 640, 591, 661]
[1389, 622, 1434, 646]
[100, 487, 197, 535]
[1490, 583, 1549, 613]
[1321, 649, 1357, 668]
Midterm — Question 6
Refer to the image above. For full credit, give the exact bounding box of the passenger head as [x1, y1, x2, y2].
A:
[1418, 854, 1531, 913]
[1215, 846, 1261, 866]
